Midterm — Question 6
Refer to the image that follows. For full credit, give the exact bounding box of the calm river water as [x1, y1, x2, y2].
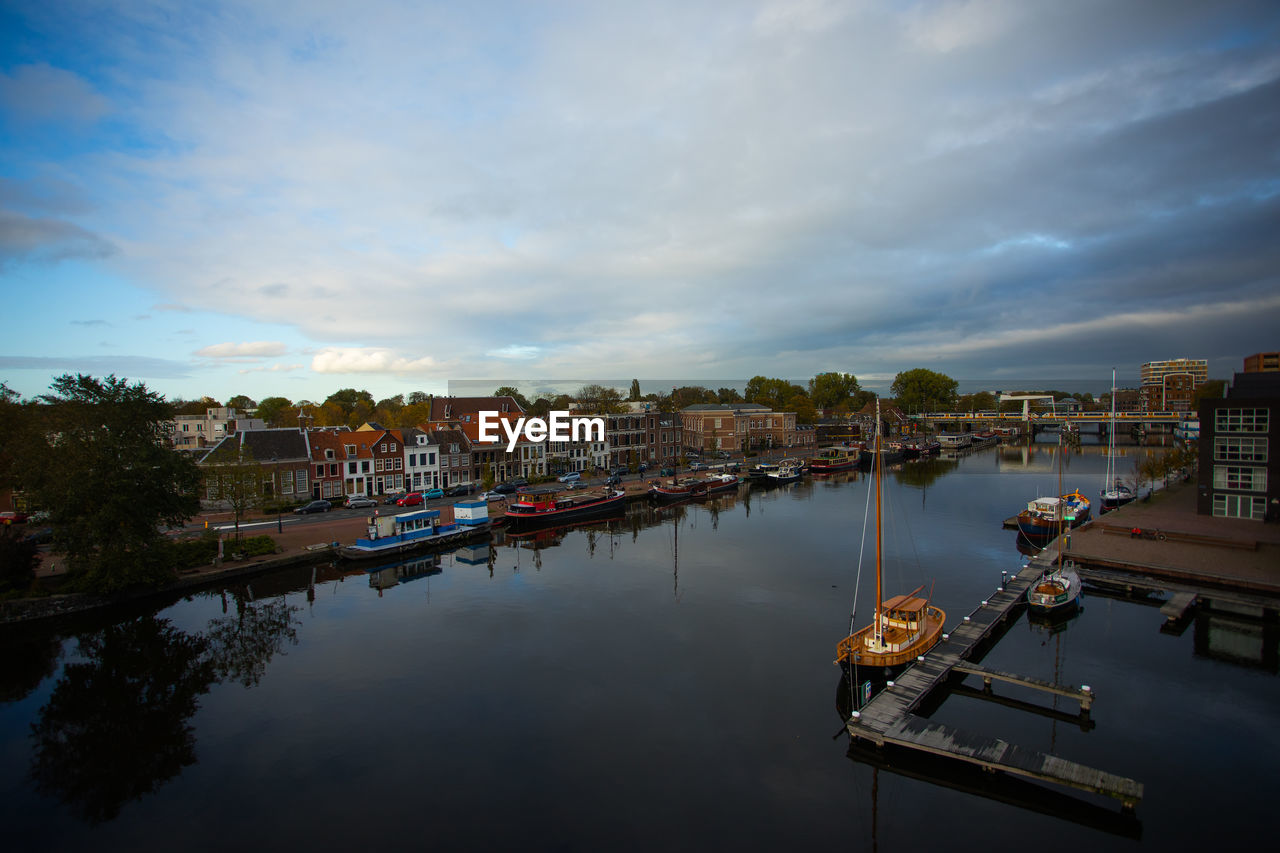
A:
[2, 438, 1277, 851]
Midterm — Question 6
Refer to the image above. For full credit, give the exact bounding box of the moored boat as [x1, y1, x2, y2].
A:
[699, 473, 742, 493]
[767, 459, 803, 484]
[504, 488, 627, 531]
[835, 400, 946, 673]
[1016, 491, 1091, 541]
[341, 501, 491, 560]
[809, 446, 860, 473]
[648, 478, 710, 502]
[1027, 561, 1083, 613]
[1100, 369, 1137, 514]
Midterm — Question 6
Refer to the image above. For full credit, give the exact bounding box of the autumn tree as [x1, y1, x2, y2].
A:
[628, 379, 642, 401]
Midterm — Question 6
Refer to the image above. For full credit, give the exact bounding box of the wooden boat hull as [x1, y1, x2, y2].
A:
[648, 480, 709, 502]
[835, 605, 947, 669]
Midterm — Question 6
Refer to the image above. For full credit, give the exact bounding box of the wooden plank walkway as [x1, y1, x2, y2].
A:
[844, 544, 1144, 808]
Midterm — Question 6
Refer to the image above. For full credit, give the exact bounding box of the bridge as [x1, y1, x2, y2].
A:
[911, 411, 1192, 426]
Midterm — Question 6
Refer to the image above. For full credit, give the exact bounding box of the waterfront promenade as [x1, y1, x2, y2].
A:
[1063, 480, 1280, 595]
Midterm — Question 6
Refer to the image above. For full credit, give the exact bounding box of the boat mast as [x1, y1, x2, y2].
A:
[874, 398, 883, 645]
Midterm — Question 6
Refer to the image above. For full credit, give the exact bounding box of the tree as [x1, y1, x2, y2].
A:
[18, 375, 202, 592]
[226, 395, 257, 411]
[494, 386, 531, 411]
[407, 391, 429, 405]
[891, 369, 958, 413]
[787, 393, 817, 424]
[671, 386, 715, 409]
[255, 396, 293, 427]
[575, 384, 627, 414]
[202, 443, 263, 543]
[808, 372, 860, 410]
[628, 379, 642, 401]
[745, 376, 806, 411]
[716, 387, 743, 404]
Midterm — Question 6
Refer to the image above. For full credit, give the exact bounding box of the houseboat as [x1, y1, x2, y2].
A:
[809, 446, 860, 473]
[503, 488, 627, 531]
[340, 500, 492, 561]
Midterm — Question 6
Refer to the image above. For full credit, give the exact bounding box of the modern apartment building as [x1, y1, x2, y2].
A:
[1140, 358, 1208, 412]
[1197, 371, 1278, 521]
[1243, 352, 1280, 373]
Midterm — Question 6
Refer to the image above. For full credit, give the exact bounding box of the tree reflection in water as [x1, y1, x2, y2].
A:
[27, 597, 300, 823]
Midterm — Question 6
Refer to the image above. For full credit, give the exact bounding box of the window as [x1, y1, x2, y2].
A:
[345, 445, 356, 457]
[329, 463, 338, 476]
[361, 461, 370, 473]
[1213, 494, 1266, 520]
[295, 469, 307, 493]
[428, 452, 436, 464]
[394, 458, 403, 470]
[1216, 408, 1269, 434]
[348, 462, 357, 475]
[315, 465, 324, 478]
[1214, 466, 1267, 492]
[390, 443, 397, 452]
[380, 443, 387, 453]
[325, 448, 335, 459]
[1214, 436, 1268, 463]
[281, 470, 294, 495]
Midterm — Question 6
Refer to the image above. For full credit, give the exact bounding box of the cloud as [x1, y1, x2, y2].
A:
[0, 210, 116, 267]
[237, 363, 304, 375]
[195, 341, 289, 359]
[0, 63, 108, 125]
[0, 354, 192, 380]
[5, 1, 1278, 389]
[71, 319, 110, 327]
[311, 348, 439, 375]
[487, 345, 541, 360]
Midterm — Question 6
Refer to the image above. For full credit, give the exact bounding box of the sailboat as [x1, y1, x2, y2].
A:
[1027, 432, 1084, 615]
[835, 400, 946, 672]
[1100, 369, 1135, 513]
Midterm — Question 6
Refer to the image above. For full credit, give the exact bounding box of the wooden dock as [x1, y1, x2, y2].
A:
[844, 545, 1144, 809]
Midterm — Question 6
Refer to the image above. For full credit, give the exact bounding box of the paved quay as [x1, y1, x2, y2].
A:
[1063, 480, 1280, 595]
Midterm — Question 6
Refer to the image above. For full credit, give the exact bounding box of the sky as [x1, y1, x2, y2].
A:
[1, 0, 1278, 406]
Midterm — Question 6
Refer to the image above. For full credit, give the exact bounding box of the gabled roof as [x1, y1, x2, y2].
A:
[201, 428, 310, 464]
[428, 396, 525, 421]
[430, 428, 471, 452]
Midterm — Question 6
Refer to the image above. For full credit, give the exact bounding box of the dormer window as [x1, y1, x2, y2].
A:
[325, 449, 334, 459]
[345, 445, 356, 457]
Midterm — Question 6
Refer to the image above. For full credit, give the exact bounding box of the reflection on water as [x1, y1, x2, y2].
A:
[24, 598, 300, 823]
[2, 444, 1278, 851]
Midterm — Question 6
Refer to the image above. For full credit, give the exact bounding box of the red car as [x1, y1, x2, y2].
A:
[396, 492, 424, 507]
[0, 511, 28, 525]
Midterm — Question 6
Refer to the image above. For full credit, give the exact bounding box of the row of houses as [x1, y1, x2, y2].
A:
[194, 396, 816, 502]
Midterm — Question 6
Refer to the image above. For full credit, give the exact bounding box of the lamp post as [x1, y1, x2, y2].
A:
[271, 454, 282, 533]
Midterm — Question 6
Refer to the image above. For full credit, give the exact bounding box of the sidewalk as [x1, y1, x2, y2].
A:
[1063, 479, 1280, 594]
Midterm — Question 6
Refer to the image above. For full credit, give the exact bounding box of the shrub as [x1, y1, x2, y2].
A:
[0, 530, 40, 594]
[240, 535, 278, 557]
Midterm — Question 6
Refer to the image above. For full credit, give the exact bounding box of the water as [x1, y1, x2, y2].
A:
[2, 441, 1276, 851]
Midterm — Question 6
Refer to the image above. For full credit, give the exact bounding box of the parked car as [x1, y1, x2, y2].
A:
[492, 483, 517, 494]
[397, 492, 424, 506]
[422, 488, 445, 500]
[384, 492, 407, 505]
[659, 467, 675, 477]
[689, 462, 708, 471]
[558, 472, 581, 483]
[0, 511, 28, 525]
[294, 500, 332, 514]
[567, 480, 588, 490]
[510, 477, 529, 488]
[443, 484, 472, 497]
[479, 490, 507, 502]
[605, 474, 621, 486]
[346, 495, 378, 509]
